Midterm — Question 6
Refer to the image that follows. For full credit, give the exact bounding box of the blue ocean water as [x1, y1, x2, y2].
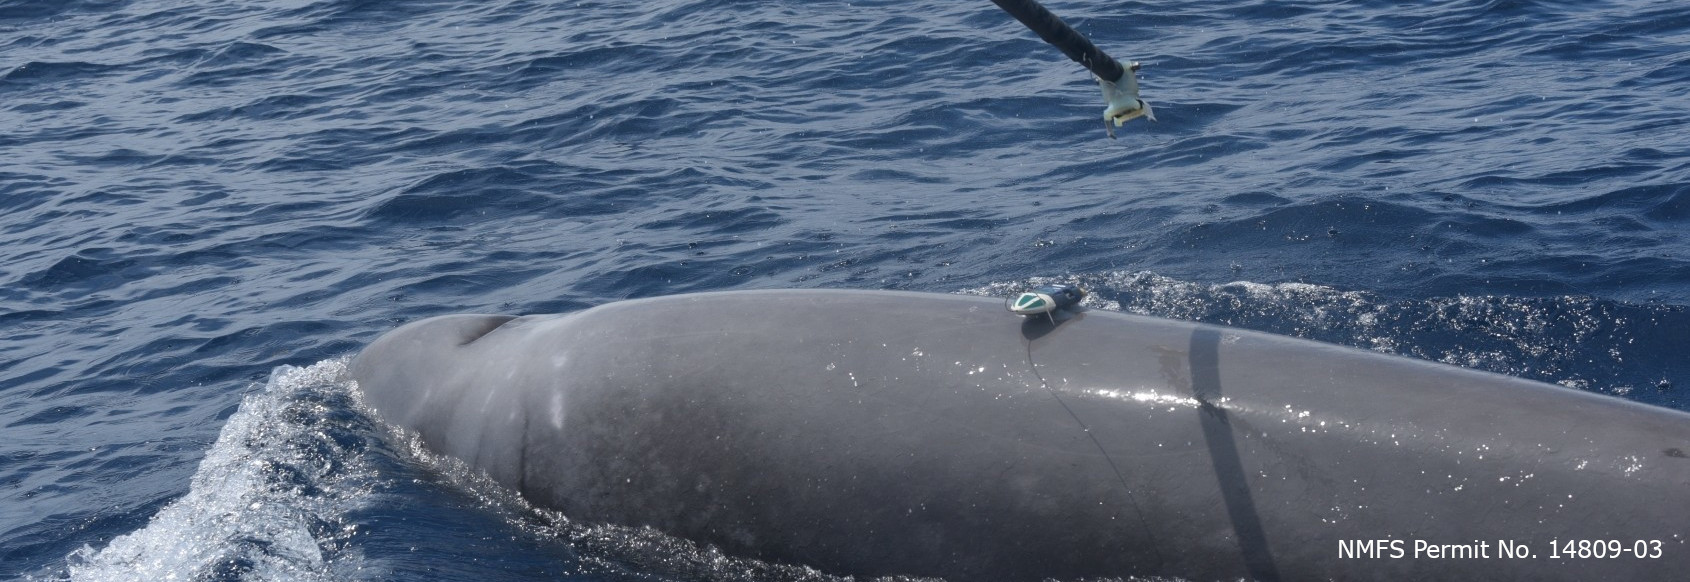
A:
[2, 0, 1687, 579]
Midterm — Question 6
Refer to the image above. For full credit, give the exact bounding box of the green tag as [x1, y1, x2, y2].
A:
[1014, 293, 1048, 311]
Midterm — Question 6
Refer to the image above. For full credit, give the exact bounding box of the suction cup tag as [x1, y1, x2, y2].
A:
[1008, 284, 1087, 315]
[1099, 61, 1156, 139]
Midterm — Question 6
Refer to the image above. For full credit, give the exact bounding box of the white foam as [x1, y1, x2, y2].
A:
[64, 359, 373, 582]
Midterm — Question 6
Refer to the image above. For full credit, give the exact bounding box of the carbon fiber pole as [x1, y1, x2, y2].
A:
[991, 0, 1125, 82]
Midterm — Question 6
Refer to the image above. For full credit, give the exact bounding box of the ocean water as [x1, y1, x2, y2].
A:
[2, 0, 1687, 579]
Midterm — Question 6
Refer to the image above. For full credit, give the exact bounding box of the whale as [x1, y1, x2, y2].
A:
[350, 289, 1690, 581]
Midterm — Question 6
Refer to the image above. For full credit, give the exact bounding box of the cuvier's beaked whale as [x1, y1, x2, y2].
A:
[351, 289, 1690, 581]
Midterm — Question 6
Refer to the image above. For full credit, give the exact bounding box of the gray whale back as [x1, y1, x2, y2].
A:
[352, 289, 1690, 581]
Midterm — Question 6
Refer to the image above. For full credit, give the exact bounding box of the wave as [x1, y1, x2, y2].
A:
[62, 360, 374, 582]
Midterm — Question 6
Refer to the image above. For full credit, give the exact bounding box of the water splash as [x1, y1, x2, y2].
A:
[63, 359, 375, 582]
